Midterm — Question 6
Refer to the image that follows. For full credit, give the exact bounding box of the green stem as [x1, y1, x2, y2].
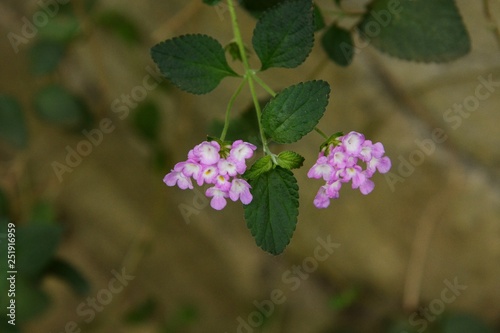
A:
[314, 127, 328, 139]
[252, 74, 276, 97]
[227, 0, 270, 153]
[220, 79, 246, 141]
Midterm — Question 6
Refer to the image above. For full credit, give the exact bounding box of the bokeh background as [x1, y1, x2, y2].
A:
[1, 0, 499, 332]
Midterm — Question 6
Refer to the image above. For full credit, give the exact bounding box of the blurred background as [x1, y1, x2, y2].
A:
[0, 0, 499, 332]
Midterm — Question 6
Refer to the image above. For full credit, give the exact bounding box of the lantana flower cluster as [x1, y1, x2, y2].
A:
[308, 131, 391, 208]
[164, 140, 256, 210]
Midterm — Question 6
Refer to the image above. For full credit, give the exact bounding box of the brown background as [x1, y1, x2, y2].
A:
[0, 0, 499, 332]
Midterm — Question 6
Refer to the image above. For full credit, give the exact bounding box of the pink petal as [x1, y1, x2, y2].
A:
[359, 178, 374, 195]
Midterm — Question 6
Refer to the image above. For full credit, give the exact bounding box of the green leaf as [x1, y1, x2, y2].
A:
[276, 151, 304, 170]
[313, 4, 326, 31]
[151, 34, 238, 95]
[252, 0, 314, 70]
[132, 100, 160, 142]
[244, 167, 299, 255]
[443, 313, 494, 333]
[45, 258, 89, 296]
[96, 10, 141, 44]
[357, 0, 471, 62]
[0, 95, 28, 148]
[262, 80, 330, 144]
[322, 25, 354, 67]
[29, 40, 66, 75]
[34, 85, 87, 128]
[238, 0, 284, 16]
[244, 156, 273, 180]
[17, 225, 62, 277]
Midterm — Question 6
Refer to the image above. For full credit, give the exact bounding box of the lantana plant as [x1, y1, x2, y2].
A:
[151, 0, 394, 255]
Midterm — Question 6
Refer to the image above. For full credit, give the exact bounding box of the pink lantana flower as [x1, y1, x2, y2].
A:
[308, 131, 391, 208]
[164, 139, 256, 210]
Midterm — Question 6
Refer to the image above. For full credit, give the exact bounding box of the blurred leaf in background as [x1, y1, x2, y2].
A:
[357, 0, 470, 62]
[0, 95, 29, 149]
[132, 100, 161, 143]
[442, 313, 495, 333]
[162, 304, 199, 333]
[95, 10, 142, 45]
[34, 84, 92, 130]
[29, 201, 57, 226]
[16, 225, 63, 277]
[124, 297, 157, 324]
[329, 286, 360, 310]
[38, 15, 81, 44]
[44, 258, 90, 296]
[0, 189, 9, 218]
[322, 25, 354, 67]
[29, 40, 67, 75]
[131, 100, 170, 171]
[203, 0, 223, 5]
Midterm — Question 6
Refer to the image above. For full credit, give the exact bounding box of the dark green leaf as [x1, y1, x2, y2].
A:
[276, 151, 304, 170]
[443, 313, 494, 333]
[29, 40, 66, 75]
[357, 0, 471, 62]
[313, 4, 326, 31]
[151, 34, 238, 95]
[45, 258, 89, 296]
[0, 95, 28, 148]
[17, 225, 62, 277]
[238, 0, 284, 16]
[125, 298, 157, 324]
[34, 85, 87, 128]
[252, 0, 314, 70]
[203, 0, 222, 5]
[132, 100, 160, 142]
[262, 80, 330, 143]
[322, 24, 354, 66]
[244, 156, 273, 180]
[96, 10, 141, 44]
[244, 167, 299, 255]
